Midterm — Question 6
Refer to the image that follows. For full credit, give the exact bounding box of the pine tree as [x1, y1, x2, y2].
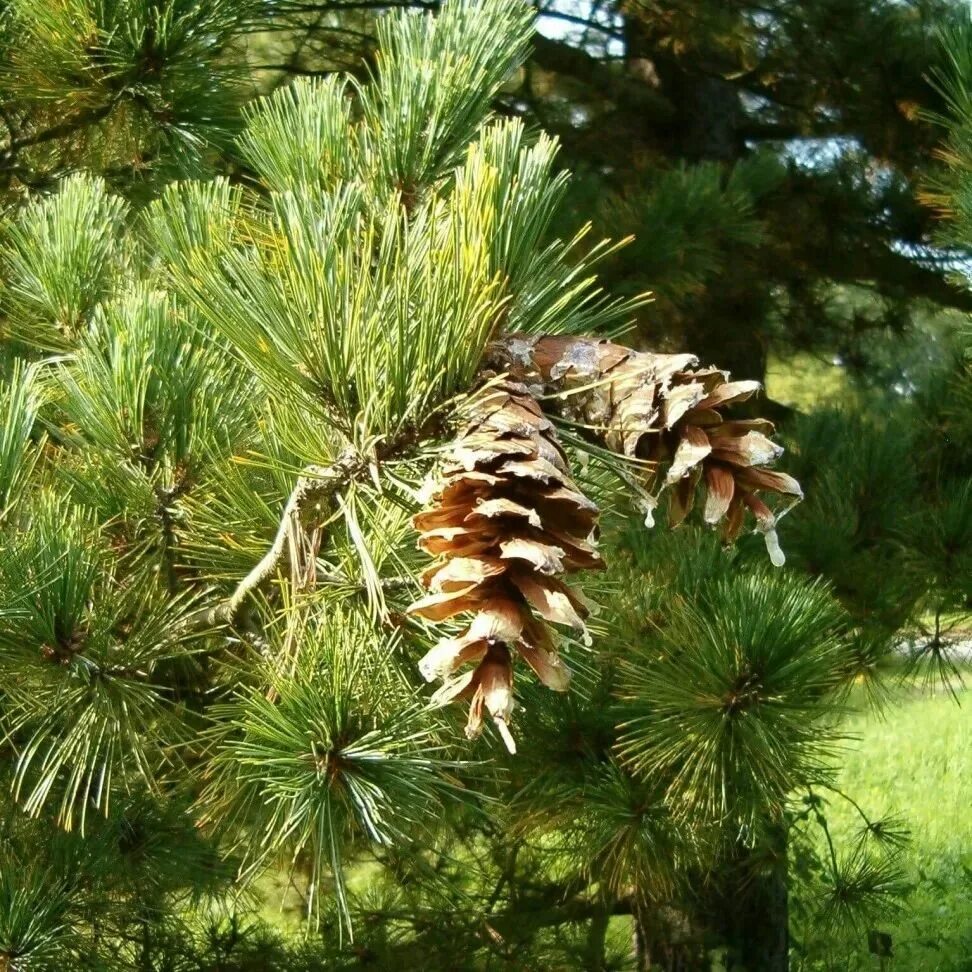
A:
[0, 2, 947, 971]
[103, 0, 970, 390]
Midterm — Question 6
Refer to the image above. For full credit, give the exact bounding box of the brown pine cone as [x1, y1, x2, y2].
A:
[487, 334, 802, 562]
[407, 380, 601, 751]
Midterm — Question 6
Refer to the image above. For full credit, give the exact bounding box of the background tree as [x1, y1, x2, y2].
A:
[247, 0, 970, 394]
[528, 0, 972, 381]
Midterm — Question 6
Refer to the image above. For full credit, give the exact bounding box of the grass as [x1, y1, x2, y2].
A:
[822, 674, 972, 970]
[765, 351, 856, 411]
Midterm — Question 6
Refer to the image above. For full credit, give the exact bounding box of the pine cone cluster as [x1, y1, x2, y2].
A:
[406, 380, 601, 752]
[488, 334, 802, 563]
[410, 335, 802, 748]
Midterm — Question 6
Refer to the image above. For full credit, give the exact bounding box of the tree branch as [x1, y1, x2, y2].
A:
[819, 238, 972, 314]
[0, 101, 118, 160]
[529, 34, 673, 122]
[250, 64, 339, 76]
[184, 452, 365, 629]
[536, 8, 623, 40]
[263, 0, 437, 13]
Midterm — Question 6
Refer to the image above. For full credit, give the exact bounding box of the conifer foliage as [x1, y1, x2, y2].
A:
[0, 1, 922, 969]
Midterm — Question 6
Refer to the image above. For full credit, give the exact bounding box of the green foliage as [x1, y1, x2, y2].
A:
[446, 514, 901, 966]
[617, 572, 851, 826]
[0, 0, 254, 187]
[594, 154, 783, 303]
[792, 678, 972, 971]
[0, 496, 191, 829]
[774, 329, 972, 660]
[0, 175, 128, 351]
[515, 756, 690, 902]
[464, 120, 646, 339]
[0, 790, 237, 971]
[50, 285, 255, 573]
[238, 77, 357, 193]
[781, 407, 922, 633]
[926, 13, 972, 248]
[0, 358, 44, 518]
[141, 176, 247, 274]
[175, 62, 644, 457]
[174, 182, 502, 451]
[790, 788, 909, 968]
[56, 287, 251, 469]
[358, 0, 533, 199]
[903, 478, 972, 615]
[200, 608, 459, 931]
[0, 1, 966, 969]
[0, 852, 88, 970]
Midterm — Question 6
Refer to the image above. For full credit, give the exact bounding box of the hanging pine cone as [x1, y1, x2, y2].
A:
[486, 334, 802, 564]
[407, 380, 601, 752]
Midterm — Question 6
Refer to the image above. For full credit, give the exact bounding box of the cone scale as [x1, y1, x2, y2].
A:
[486, 334, 803, 557]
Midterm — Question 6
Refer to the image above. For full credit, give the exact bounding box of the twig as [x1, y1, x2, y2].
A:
[183, 452, 364, 629]
[0, 100, 119, 160]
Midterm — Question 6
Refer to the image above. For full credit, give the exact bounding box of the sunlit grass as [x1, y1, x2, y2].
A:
[766, 352, 856, 411]
[825, 672, 972, 970]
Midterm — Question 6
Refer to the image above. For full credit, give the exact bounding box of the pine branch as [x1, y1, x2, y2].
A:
[353, 888, 634, 940]
[250, 64, 337, 76]
[185, 451, 365, 628]
[266, 0, 438, 12]
[0, 101, 119, 160]
[0, 105, 120, 189]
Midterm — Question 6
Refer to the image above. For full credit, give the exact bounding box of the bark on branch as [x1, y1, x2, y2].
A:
[0, 97, 123, 168]
[185, 451, 365, 629]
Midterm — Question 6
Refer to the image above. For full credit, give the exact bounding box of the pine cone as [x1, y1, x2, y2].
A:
[407, 380, 601, 752]
[487, 334, 802, 563]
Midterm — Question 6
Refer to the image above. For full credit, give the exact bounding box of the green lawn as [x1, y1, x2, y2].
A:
[826, 677, 972, 970]
[765, 352, 855, 411]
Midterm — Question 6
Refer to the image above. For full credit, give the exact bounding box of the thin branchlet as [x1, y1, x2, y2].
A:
[182, 451, 364, 628]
